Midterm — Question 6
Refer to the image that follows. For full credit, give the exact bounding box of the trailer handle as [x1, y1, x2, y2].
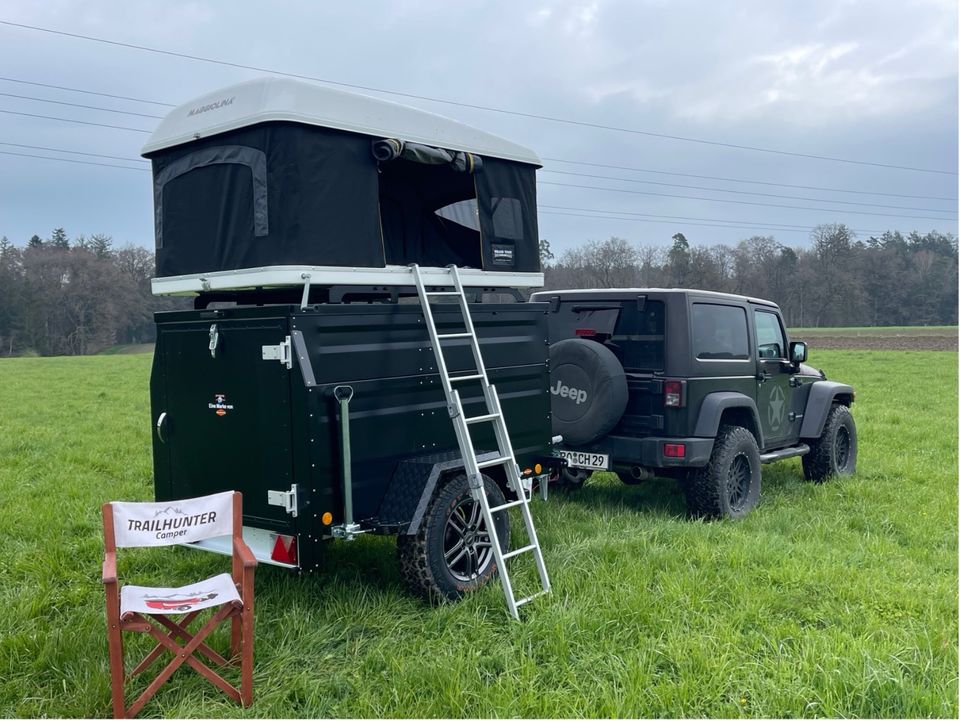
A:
[333, 385, 356, 535]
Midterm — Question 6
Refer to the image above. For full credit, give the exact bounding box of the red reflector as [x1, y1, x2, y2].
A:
[664, 380, 683, 407]
[575, 328, 597, 337]
[271, 534, 298, 565]
[664, 443, 686, 458]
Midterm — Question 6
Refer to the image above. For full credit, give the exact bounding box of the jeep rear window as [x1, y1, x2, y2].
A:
[610, 300, 664, 371]
[691, 303, 749, 360]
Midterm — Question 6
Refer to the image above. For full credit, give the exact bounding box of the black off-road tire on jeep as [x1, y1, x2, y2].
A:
[802, 404, 857, 483]
[685, 425, 761, 520]
[397, 473, 509, 602]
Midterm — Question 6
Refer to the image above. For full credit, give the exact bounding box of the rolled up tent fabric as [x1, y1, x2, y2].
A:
[372, 138, 404, 162]
[372, 138, 482, 173]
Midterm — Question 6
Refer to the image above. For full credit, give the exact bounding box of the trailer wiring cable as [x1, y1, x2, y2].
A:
[1, 19, 956, 176]
[0, 75, 955, 204]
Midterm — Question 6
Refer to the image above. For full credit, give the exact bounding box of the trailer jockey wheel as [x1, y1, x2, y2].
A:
[397, 473, 509, 601]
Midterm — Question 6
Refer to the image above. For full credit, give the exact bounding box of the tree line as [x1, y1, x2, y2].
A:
[541, 224, 958, 328]
[0, 224, 955, 357]
[0, 229, 186, 357]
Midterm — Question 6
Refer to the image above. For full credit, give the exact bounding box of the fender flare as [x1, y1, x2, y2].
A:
[377, 450, 502, 535]
[693, 392, 765, 448]
[799, 381, 855, 439]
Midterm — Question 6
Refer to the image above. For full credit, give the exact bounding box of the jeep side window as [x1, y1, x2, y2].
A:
[754, 310, 786, 359]
[691, 303, 749, 360]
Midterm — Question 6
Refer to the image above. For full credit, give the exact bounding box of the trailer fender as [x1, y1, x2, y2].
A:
[799, 381, 855, 439]
[693, 392, 765, 448]
[378, 450, 500, 535]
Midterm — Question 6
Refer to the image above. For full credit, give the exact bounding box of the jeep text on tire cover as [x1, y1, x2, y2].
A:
[532, 288, 857, 520]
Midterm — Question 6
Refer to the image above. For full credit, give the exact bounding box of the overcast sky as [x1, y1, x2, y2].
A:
[0, 0, 956, 256]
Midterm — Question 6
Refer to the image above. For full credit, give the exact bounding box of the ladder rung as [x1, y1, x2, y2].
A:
[465, 413, 500, 425]
[477, 456, 512, 469]
[515, 590, 549, 608]
[426, 291, 460, 296]
[437, 333, 472, 340]
[489, 498, 525, 513]
[502, 543, 537, 560]
[450, 374, 484, 383]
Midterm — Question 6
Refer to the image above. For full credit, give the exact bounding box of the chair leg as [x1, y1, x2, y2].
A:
[241, 600, 254, 707]
[231, 614, 241, 660]
[106, 613, 126, 718]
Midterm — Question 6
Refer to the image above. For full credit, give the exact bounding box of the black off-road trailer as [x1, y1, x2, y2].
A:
[143, 78, 558, 608]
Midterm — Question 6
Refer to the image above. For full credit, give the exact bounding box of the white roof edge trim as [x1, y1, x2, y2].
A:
[151, 265, 544, 296]
[141, 77, 541, 166]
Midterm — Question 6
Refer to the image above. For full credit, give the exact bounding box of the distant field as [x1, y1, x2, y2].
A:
[790, 326, 958, 351]
[0, 349, 955, 718]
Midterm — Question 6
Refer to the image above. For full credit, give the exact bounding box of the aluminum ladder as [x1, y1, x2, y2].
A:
[409, 263, 550, 619]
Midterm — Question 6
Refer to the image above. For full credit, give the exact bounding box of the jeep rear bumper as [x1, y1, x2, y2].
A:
[573, 435, 715, 469]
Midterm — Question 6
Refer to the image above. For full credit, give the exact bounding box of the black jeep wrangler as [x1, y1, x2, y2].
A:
[531, 288, 857, 519]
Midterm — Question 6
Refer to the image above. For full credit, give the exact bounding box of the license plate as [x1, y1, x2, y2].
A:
[558, 450, 610, 471]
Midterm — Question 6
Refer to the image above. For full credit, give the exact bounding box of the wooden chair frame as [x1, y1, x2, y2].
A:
[102, 492, 256, 718]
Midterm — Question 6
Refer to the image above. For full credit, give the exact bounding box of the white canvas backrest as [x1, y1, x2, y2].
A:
[111, 491, 234, 548]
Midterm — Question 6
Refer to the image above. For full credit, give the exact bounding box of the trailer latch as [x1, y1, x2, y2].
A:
[208, 324, 219, 358]
[267, 484, 298, 517]
[261, 336, 293, 369]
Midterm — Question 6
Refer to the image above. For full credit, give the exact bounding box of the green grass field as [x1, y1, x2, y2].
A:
[0, 349, 956, 718]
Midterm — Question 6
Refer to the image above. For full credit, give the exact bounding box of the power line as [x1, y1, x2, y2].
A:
[539, 169, 955, 213]
[0, 141, 149, 163]
[1, 19, 956, 176]
[537, 209, 889, 236]
[1, 148, 943, 237]
[0, 149, 147, 170]
[2, 73, 955, 203]
[0, 76, 175, 106]
[0, 108, 150, 132]
[0, 91, 164, 119]
[540, 181, 958, 222]
[537, 204, 886, 233]
[543, 156, 959, 202]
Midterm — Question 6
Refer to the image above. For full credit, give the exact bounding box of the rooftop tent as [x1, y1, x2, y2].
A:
[141, 78, 542, 285]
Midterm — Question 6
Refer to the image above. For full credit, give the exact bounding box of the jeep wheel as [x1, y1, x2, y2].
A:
[803, 404, 857, 482]
[397, 473, 509, 602]
[686, 425, 761, 519]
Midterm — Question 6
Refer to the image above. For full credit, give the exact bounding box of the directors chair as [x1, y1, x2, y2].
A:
[102, 491, 256, 718]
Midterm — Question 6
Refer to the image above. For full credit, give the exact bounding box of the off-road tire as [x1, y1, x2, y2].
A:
[397, 473, 509, 602]
[802, 404, 857, 482]
[685, 425, 761, 519]
[555, 467, 591, 491]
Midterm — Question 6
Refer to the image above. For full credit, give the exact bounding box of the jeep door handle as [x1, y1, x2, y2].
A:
[756, 371, 771, 383]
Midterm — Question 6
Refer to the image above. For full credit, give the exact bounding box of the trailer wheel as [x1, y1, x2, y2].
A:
[397, 473, 509, 602]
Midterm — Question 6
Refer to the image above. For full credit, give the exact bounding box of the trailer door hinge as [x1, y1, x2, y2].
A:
[267, 484, 298, 517]
[261, 336, 293, 369]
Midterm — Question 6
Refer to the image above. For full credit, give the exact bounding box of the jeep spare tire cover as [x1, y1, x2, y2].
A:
[549, 338, 628, 446]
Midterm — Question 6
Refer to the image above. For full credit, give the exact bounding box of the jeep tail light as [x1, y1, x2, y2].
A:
[664, 443, 686, 458]
[664, 380, 684, 407]
[271, 534, 298, 565]
[575, 328, 597, 337]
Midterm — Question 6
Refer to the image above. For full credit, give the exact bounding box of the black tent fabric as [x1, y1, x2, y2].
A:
[147, 121, 540, 279]
[148, 122, 384, 277]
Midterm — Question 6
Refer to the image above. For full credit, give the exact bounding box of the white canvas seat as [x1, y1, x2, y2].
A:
[120, 572, 241, 617]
